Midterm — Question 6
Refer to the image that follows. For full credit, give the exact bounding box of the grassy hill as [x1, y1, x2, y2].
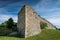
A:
[0, 29, 60, 40]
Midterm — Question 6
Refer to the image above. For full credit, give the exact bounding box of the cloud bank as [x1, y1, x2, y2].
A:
[0, 0, 60, 28]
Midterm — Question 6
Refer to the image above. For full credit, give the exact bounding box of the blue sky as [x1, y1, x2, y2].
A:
[0, 0, 60, 28]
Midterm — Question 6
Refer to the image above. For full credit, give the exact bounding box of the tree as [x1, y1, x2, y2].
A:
[7, 18, 14, 29]
[12, 22, 17, 31]
[0, 21, 8, 28]
[0, 18, 17, 31]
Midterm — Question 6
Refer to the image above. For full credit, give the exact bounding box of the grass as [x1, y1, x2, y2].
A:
[0, 29, 60, 40]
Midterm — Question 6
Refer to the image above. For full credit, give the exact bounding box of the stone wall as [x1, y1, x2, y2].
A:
[17, 5, 55, 38]
[17, 6, 26, 37]
[39, 17, 55, 29]
[25, 5, 41, 37]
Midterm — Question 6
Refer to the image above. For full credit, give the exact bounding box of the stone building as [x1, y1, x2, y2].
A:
[17, 5, 55, 38]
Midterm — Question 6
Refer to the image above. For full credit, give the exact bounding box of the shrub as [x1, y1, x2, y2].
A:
[40, 21, 47, 29]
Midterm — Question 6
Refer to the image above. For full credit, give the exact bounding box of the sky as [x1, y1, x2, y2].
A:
[0, 0, 60, 28]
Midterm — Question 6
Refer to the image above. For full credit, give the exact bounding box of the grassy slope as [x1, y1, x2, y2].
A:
[0, 29, 60, 40]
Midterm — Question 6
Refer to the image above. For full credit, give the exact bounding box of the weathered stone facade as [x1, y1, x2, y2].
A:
[17, 5, 55, 38]
[17, 6, 25, 37]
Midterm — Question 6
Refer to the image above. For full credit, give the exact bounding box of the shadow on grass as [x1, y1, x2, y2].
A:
[0, 34, 25, 38]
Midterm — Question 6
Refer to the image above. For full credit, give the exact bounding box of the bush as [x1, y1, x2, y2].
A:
[0, 21, 8, 28]
[40, 21, 47, 29]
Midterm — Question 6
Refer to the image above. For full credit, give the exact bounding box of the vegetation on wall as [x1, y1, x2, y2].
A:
[40, 21, 47, 29]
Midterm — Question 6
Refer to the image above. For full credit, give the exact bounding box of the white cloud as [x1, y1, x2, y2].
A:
[41, 11, 60, 28]
[48, 18, 60, 25]
[33, 0, 60, 28]
[42, 11, 60, 28]
[47, 18, 60, 28]
[0, 14, 17, 24]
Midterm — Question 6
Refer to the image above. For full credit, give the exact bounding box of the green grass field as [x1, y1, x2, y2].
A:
[0, 29, 60, 40]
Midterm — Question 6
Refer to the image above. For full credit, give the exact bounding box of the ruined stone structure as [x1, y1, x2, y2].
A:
[17, 5, 55, 38]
